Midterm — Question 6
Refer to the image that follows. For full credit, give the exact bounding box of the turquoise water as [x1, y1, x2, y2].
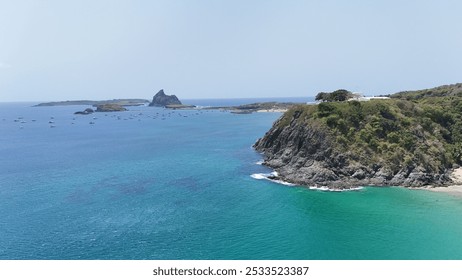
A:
[1, 101, 462, 260]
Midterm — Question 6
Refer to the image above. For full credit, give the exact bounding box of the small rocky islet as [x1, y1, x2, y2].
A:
[74, 108, 94, 115]
[35, 99, 149, 107]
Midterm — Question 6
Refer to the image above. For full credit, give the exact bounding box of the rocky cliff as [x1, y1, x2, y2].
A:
[254, 85, 462, 189]
[149, 89, 182, 107]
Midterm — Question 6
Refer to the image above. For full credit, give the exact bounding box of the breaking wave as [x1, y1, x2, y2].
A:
[250, 172, 296, 186]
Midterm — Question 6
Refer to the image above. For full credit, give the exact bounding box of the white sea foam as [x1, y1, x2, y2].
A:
[250, 173, 268, 180]
[251, 172, 364, 190]
[272, 178, 296, 186]
[255, 160, 264, 165]
[250, 172, 295, 186]
[309, 185, 364, 192]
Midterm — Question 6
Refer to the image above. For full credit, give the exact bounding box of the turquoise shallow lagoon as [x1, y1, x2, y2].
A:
[1, 100, 462, 259]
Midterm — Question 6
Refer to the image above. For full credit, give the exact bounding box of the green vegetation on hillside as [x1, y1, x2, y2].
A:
[278, 95, 462, 174]
[390, 83, 462, 100]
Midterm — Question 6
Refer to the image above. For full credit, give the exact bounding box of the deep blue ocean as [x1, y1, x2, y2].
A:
[1, 98, 462, 260]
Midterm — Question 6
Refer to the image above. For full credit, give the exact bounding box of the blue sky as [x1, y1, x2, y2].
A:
[0, 0, 461, 101]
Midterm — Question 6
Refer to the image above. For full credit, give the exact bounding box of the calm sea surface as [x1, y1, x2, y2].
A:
[1, 99, 462, 259]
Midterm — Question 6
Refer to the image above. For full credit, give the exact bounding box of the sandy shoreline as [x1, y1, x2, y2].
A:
[413, 167, 462, 197]
[424, 185, 462, 196]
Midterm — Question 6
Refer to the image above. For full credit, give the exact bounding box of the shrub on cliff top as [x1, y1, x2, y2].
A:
[315, 89, 354, 102]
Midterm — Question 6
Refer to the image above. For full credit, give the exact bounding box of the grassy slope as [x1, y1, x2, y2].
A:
[391, 83, 462, 100]
[278, 94, 462, 175]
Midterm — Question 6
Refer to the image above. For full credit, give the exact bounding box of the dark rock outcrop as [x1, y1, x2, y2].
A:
[254, 116, 361, 189]
[149, 89, 182, 107]
[74, 108, 94, 115]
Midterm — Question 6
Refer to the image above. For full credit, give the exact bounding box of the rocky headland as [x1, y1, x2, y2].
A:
[254, 84, 462, 189]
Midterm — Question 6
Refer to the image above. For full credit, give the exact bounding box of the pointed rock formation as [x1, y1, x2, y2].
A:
[149, 89, 182, 107]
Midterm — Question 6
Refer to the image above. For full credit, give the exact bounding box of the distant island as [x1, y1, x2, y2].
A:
[149, 89, 181, 107]
[95, 104, 127, 112]
[73, 104, 128, 114]
[254, 83, 462, 189]
[35, 99, 149, 107]
[208, 102, 303, 114]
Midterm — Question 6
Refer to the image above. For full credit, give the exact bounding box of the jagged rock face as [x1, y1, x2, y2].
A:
[254, 115, 348, 187]
[149, 89, 182, 107]
[254, 113, 450, 189]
